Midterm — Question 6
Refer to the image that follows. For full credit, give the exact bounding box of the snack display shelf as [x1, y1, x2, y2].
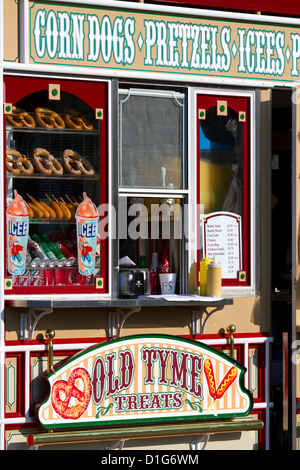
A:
[26, 218, 76, 224]
[4, 75, 108, 295]
[6, 296, 233, 309]
[6, 125, 98, 136]
[6, 173, 99, 180]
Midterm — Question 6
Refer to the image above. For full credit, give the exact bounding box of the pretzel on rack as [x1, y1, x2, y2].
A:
[64, 110, 93, 130]
[33, 148, 63, 175]
[35, 107, 65, 129]
[6, 149, 34, 174]
[6, 106, 36, 128]
[17, 155, 34, 174]
[62, 149, 95, 176]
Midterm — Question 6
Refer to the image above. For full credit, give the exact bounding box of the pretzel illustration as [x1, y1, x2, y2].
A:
[51, 367, 92, 420]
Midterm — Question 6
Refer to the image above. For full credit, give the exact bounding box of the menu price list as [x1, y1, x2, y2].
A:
[203, 212, 242, 279]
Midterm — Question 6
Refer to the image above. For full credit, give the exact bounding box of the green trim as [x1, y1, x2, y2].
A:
[27, 419, 264, 446]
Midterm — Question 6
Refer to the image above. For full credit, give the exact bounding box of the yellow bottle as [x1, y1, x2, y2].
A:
[206, 256, 222, 297]
[200, 254, 210, 296]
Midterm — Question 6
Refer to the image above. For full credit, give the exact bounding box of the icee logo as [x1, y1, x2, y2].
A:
[8, 220, 28, 237]
[77, 221, 97, 238]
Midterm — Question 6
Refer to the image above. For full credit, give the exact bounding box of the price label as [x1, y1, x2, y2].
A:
[202, 212, 242, 279]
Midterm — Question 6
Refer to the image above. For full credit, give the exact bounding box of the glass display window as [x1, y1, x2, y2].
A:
[118, 87, 188, 296]
[119, 88, 186, 190]
[197, 92, 252, 287]
[4, 75, 109, 295]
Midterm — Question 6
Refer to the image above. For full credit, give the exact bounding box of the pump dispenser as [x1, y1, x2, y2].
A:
[206, 256, 222, 297]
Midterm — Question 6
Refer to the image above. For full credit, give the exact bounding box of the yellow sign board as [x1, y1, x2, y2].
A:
[38, 334, 253, 430]
[29, 1, 300, 83]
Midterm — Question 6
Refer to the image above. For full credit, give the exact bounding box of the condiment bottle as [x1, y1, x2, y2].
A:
[200, 254, 210, 296]
[139, 255, 146, 267]
[159, 247, 170, 273]
[149, 252, 160, 294]
[206, 256, 222, 297]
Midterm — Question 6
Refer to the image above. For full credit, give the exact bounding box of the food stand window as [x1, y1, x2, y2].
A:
[4, 75, 108, 295]
[118, 88, 187, 295]
[197, 93, 251, 288]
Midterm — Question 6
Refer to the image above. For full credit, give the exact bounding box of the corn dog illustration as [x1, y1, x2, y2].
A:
[204, 360, 238, 414]
[215, 366, 238, 400]
[204, 359, 217, 399]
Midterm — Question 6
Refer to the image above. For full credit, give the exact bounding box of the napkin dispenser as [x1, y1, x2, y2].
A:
[118, 264, 148, 298]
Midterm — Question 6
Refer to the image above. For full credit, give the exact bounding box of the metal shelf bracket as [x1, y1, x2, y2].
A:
[20, 308, 53, 341]
[189, 434, 211, 450]
[192, 305, 226, 335]
[108, 307, 141, 338]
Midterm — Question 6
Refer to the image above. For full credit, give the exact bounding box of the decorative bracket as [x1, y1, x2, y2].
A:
[108, 307, 141, 338]
[189, 434, 210, 450]
[20, 308, 53, 341]
[192, 306, 225, 335]
[105, 440, 126, 450]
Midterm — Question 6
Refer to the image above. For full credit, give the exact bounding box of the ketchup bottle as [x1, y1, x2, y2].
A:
[149, 252, 160, 294]
[159, 248, 170, 273]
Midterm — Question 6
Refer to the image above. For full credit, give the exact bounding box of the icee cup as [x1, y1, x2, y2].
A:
[7, 190, 29, 275]
[75, 192, 99, 276]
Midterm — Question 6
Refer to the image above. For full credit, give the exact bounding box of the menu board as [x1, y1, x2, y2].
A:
[202, 212, 242, 279]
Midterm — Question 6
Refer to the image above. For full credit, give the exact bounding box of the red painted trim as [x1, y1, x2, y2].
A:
[196, 93, 251, 287]
[5, 332, 271, 348]
[3, 75, 109, 295]
[5, 353, 25, 419]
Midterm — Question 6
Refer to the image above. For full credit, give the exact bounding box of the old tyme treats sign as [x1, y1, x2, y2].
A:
[38, 335, 253, 429]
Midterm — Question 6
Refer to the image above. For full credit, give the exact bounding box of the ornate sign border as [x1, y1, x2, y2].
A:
[38, 334, 253, 430]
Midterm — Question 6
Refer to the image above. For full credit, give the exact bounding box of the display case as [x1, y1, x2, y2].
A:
[197, 92, 251, 288]
[3, 76, 108, 295]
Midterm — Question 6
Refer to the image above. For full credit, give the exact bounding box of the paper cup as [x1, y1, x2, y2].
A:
[7, 214, 29, 275]
[159, 273, 177, 295]
[76, 216, 99, 276]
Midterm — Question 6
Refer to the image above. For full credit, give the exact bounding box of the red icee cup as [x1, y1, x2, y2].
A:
[7, 190, 29, 276]
[75, 193, 99, 276]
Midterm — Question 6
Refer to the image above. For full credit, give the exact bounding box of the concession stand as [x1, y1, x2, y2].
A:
[2, 0, 300, 451]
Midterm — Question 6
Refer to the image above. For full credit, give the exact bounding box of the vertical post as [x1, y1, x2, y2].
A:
[18, 0, 29, 64]
[0, 0, 5, 451]
[282, 332, 289, 431]
[45, 329, 55, 373]
[227, 324, 236, 358]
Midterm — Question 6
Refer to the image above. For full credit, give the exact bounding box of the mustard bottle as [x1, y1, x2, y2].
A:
[200, 254, 210, 296]
[206, 256, 222, 297]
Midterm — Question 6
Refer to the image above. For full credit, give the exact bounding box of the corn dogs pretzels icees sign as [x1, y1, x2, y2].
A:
[38, 335, 253, 430]
[30, 2, 300, 83]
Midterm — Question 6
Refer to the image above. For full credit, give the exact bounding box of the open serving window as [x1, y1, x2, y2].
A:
[118, 87, 187, 296]
[3, 76, 108, 295]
